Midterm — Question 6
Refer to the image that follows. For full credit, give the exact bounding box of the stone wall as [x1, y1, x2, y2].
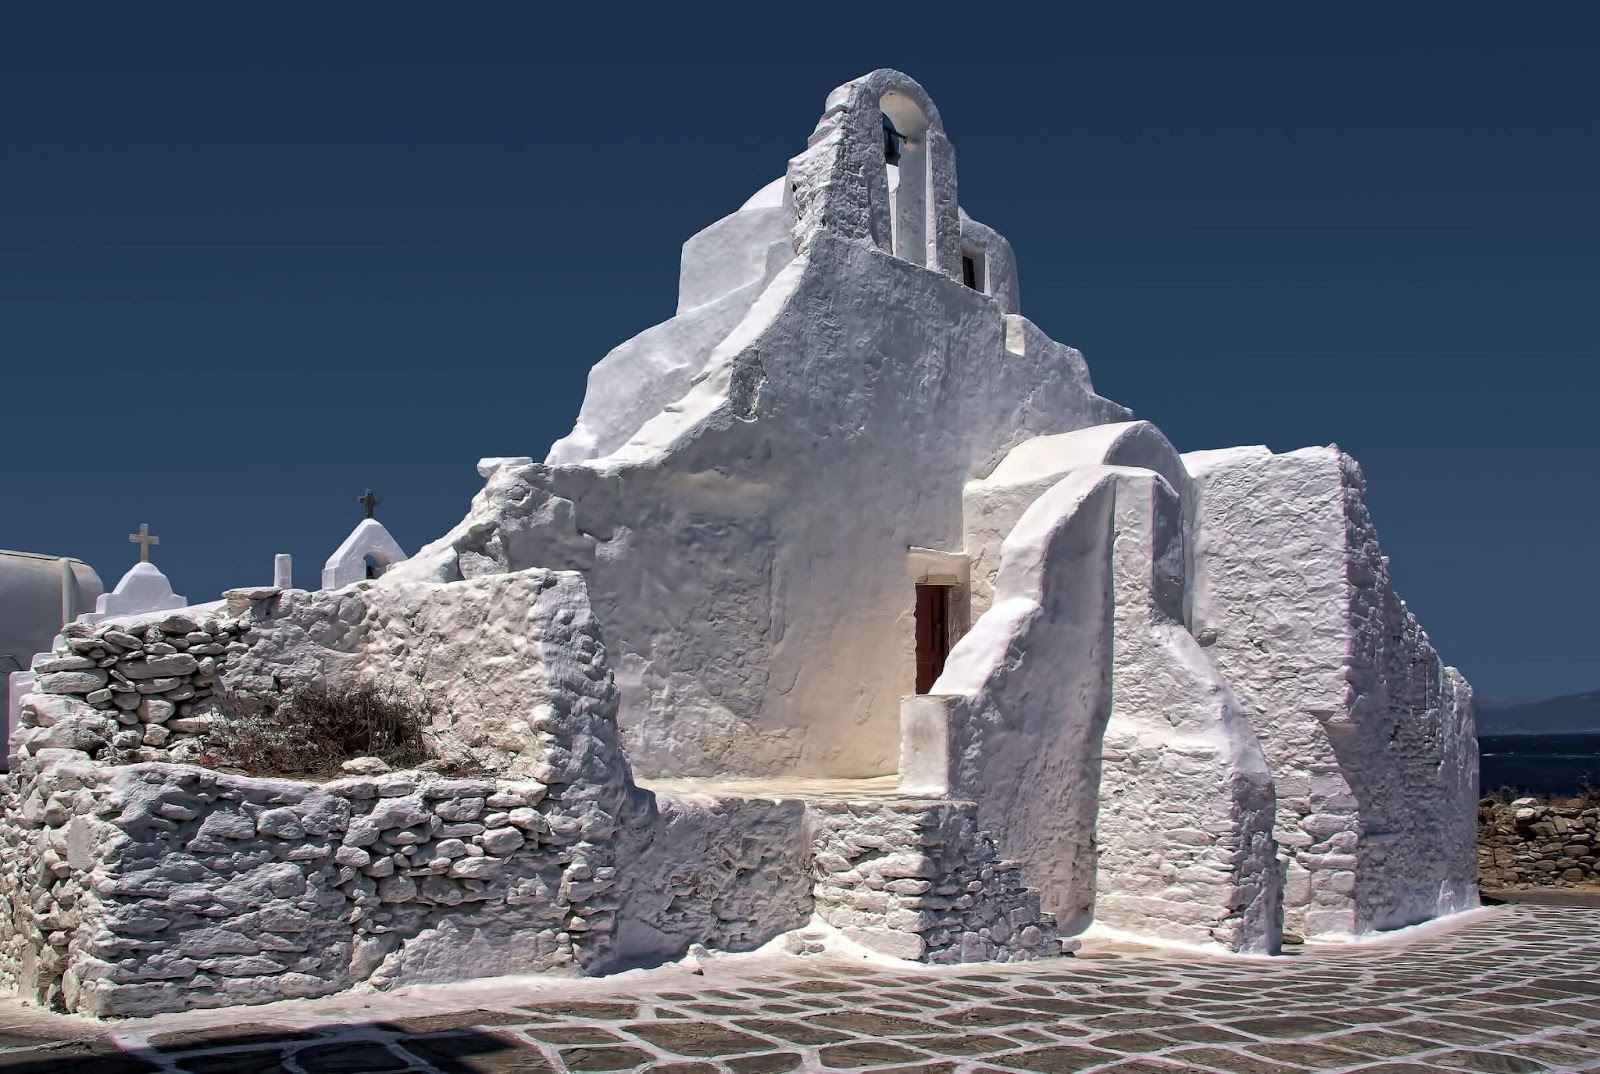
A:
[609, 792, 813, 969]
[809, 799, 1060, 964]
[1479, 796, 1600, 889]
[224, 570, 618, 780]
[13, 612, 246, 769]
[1184, 445, 1478, 940]
[0, 753, 622, 1016]
[2, 558, 1071, 1017]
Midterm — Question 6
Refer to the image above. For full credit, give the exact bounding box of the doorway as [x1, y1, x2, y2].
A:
[915, 583, 953, 694]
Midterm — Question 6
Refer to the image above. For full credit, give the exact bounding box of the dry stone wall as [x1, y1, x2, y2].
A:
[14, 613, 246, 769]
[1479, 796, 1600, 889]
[809, 799, 1060, 965]
[0, 754, 621, 1016]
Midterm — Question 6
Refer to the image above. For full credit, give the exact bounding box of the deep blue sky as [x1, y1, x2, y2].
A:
[3, 10, 1595, 701]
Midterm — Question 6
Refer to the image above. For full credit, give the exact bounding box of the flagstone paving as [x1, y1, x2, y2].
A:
[0, 904, 1595, 1073]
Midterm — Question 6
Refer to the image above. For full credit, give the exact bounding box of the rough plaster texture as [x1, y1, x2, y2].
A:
[225, 570, 633, 783]
[1184, 445, 1478, 940]
[392, 70, 1126, 780]
[932, 460, 1280, 952]
[608, 790, 813, 969]
[932, 470, 1117, 937]
[1093, 469, 1280, 953]
[962, 421, 1191, 622]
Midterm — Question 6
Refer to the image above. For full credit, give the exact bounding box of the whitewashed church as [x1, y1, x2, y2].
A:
[0, 71, 1477, 1016]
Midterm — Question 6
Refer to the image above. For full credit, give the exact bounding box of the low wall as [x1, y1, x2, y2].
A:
[13, 612, 246, 768]
[0, 753, 626, 1016]
[1, 748, 1068, 1017]
[1479, 796, 1600, 889]
[810, 799, 1060, 963]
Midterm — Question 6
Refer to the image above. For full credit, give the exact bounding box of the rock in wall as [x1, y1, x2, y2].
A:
[0, 757, 619, 1016]
[1185, 445, 1478, 939]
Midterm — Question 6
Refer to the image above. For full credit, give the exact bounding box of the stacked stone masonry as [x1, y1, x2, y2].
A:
[1479, 796, 1600, 889]
[0, 754, 624, 1017]
[809, 799, 1060, 964]
[14, 613, 245, 768]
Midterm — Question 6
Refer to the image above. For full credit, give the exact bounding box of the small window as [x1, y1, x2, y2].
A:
[364, 554, 383, 580]
[961, 249, 986, 292]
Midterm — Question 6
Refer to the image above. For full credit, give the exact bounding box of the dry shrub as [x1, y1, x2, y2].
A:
[207, 682, 428, 777]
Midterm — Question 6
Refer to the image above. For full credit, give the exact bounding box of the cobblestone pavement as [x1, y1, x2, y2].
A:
[0, 904, 1595, 1073]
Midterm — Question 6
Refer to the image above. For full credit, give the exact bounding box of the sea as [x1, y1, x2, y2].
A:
[1479, 734, 1600, 797]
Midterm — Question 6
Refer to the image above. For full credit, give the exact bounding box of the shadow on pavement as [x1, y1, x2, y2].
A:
[0, 1021, 538, 1074]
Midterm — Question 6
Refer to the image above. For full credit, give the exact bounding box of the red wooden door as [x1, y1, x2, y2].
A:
[915, 584, 951, 694]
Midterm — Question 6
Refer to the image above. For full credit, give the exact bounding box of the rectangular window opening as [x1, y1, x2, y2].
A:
[961, 248, 987, 292]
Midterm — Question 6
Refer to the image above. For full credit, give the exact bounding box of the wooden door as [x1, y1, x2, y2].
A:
[915, 583, 951, 694]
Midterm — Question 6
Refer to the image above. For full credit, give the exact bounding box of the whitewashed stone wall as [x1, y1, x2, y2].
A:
[1094, 469, 1280, 953]
[1185, 446, 1478, 940]
[930, 464, 1282, 953]
[0, 754, 623, 1016]
[13, 613, 247, 769]
[810, 799, 1061, 964]
[1, 558, 1074, 1015]
[609, 793, 813, 969]
[934, 470, 1117, 937]
[226, 571, 623, 781]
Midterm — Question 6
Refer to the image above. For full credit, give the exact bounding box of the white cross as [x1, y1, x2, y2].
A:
[129, 523, 159, 563]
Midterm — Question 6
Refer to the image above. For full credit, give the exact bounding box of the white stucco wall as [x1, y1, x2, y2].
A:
[394, 71, 1129, 780]
[932, 469, 1118, 935]
[546, 194, 795, 466]
[1092, 468, 1280, 953]
[940, 449, 1281, 953]
[91, 562, 186, 620]
[1184, 445, 1478, 940]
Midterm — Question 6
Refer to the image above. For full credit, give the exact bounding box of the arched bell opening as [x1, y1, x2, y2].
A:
[880, 91, 932, 267]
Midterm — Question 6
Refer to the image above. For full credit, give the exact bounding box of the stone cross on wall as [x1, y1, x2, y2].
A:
[128, 523, 159, 563]
[359, 489, 380, 519]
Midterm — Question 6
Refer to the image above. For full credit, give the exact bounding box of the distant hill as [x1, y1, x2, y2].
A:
[1477, 691, 1600, 736]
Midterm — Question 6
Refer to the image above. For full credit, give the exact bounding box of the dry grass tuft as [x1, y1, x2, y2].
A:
[205, 683, 429, 778]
